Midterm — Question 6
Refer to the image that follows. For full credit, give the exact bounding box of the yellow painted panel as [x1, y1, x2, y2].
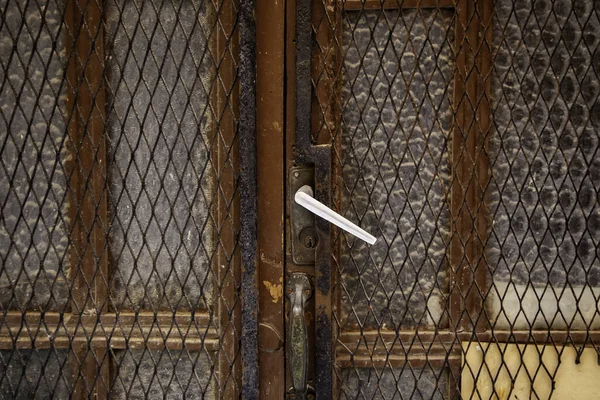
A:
[462, 342, 600, 399]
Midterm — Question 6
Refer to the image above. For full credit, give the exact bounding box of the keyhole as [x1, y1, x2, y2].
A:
[304, 236, 315, 248]
[299, 228, 318, 249]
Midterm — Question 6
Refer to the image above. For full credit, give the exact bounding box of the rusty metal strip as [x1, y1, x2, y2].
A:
[239, 0, 259, 396]
[0, 311, 213, 326]
[295, 0, 333, 397]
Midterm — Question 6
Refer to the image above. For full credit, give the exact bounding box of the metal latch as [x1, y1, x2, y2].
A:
[289, 167, 376, 265]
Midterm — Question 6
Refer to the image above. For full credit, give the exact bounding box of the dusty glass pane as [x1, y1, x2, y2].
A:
[105, 0, 214, 311]
[110, 349, 215, 399]
[486, 0, 600, 329]
[340, 367, 447, 399]
[0, 0, 70, 311]
[339, 9, 454, 330]
[0, 349, 70, 398]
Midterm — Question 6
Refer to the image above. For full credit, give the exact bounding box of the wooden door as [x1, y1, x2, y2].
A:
[281, 0, 600, 398]
[0, 0, 255, 398]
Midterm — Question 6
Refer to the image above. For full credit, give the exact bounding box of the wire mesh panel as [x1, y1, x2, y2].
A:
[0, 0, 70, 312]
[306, 0, 600, 398]
[341, 368, 448, 399]
[339, 7, 454, 331]
[326, 3, 459, 397]
[486, 0, 600, 331]
[105, 0, 215, 312]
[0, 0, 244, 397]
[111, 349, 216, 398]
[0, 349, 71, 398]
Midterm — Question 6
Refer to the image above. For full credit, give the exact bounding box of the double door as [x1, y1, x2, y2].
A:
[0, 0, 598, 398]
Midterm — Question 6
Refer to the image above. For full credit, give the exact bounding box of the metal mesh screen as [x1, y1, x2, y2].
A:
[339, 8, 454, 331]
[105, 0, 215, 312]
[0, 0, 243, 397]
[486, 0, 600, 331]
[0, 0, 70, 311]
[318, 0, 600, 398]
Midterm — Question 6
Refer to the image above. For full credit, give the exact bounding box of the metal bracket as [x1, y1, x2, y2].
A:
[289, 166, 317, 265]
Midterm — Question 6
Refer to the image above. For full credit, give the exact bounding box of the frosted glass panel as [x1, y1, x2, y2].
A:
[340, 9, 454, 329]
[0, 0, 70, 310]
[487, 0, 600, 330]
[106, 0, 215, 311]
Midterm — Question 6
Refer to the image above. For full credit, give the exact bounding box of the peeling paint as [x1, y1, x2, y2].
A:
[260, 251, 283, 267]
[263, 278, 283, 304]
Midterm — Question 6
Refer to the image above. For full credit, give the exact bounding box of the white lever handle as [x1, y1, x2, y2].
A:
[294, 185, 377, 245]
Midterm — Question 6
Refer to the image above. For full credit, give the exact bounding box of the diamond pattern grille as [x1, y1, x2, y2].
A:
[2, 0, 600, 397]
[0, 0, 242, 397]
[313, 0, 600, 398]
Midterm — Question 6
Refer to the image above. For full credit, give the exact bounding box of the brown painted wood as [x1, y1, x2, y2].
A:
[338, 329, 600, 352]
[312, 0, 340, 147]
[256, 0, 287, 396]
[0, 312, 219, 350]
[5, 0, 241, 397]
[449, 0, 489, 333]
[447, 358, 462, 399]
[476, 0, 493, 333]
[3, 310, 596, 352]
[0, 336, 220, 351]
[64, 0, 110, 397]
[449, 0, 468, 331]
[65, 0, 109, 316]
[0, 311, 212, 328]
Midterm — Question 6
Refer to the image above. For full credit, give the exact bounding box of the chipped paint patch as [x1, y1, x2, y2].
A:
[263, 278, 283, 303]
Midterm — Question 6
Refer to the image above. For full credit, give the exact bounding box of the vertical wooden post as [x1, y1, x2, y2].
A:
[450, 0, 490, 333]
[65, 0, 110, 396]
[256, 0, 286, 396]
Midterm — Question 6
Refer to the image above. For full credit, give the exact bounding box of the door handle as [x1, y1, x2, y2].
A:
[294, 185, 377, 245]
[287, 273, 312, 399]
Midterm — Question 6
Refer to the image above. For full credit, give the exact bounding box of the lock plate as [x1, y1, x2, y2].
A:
[289, 166, 316, 265]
